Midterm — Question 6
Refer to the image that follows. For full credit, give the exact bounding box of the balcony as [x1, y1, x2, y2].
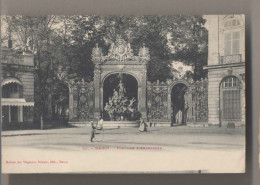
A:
[220, 54, 242, 65]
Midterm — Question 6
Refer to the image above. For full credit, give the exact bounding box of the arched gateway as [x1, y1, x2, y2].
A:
[92, 37, 150, 119]
[63, 37, 208, 127]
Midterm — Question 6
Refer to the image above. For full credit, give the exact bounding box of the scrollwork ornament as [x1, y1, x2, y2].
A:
[138, 44, 150, 62]
[239, 73, 245, 82]
[92, 43, 104, 64]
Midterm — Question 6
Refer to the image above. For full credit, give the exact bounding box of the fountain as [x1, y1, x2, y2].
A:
[103, 77, 141, 127]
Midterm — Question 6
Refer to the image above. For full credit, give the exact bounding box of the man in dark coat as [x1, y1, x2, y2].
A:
[90, 121, 96, 142]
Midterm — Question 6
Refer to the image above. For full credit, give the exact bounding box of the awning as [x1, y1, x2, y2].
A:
[1, 98, 34, 106]
[1, 78, 23, 87]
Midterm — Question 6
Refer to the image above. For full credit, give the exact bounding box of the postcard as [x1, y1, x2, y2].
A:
[1, 15, 245, 173]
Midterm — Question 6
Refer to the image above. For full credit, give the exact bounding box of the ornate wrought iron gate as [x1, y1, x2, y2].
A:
[146, 79, 208, 123]
[147, 81, 169, 122]
[67, 78, 207, 124]
[69, 80, 95, 122]
[187, 79, 208, 122]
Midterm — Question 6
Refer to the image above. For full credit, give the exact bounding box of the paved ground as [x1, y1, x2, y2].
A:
[1, 126, 245, 173]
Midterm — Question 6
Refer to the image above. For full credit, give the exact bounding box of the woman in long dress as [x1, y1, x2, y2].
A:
[175, 110, 183, 125]
[97, 116, 104, 130]
[139, 118, 147, 132]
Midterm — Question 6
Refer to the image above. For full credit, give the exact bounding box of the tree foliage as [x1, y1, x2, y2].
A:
[1, 15, 208, 120]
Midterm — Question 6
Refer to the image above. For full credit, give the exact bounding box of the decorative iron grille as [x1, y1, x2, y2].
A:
[220, 54, 241, 64]
[147, 81, 168, 122]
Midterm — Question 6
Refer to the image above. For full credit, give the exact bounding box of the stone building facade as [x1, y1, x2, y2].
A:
[204, 15, 245, 127]
[1, 46, 35, 129]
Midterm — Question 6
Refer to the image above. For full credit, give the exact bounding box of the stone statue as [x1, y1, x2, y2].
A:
[104, 102, 109, 111]
[109, 97, 113, 106]
[104, 81, 138, 121]
[107, 43, 115, 59]
[129, 97, 136, 107]
[113, 89, 119, 99]
[118, 80, 126, 97]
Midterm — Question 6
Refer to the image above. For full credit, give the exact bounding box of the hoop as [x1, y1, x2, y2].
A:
[94, 129, 104, 142]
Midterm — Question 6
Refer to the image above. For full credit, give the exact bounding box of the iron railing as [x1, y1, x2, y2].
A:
[220, 54, 242, 64]
[1, 54, 34, 66]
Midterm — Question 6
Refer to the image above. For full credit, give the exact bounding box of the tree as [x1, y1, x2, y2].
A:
[2, 15, 208, 125]
[66, 15, 208, 82]
[165, 15, 208, 80]
[2, 15, 61, 125]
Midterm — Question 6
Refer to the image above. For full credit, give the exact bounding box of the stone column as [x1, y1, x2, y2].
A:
[9, 106, 11, 122]
[19, 106, 23, 122]
[140, 67, 147, 120]
[100, 86, 104, 111]
[94, 65, 101, 119]
[0, 105, 2, 123]
[138, 86, 142, 111]
[207, 15, 220, 66]
[207, 71, 221, 126]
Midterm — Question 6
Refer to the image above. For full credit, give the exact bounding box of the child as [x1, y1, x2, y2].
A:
[90, 121, 96, 142]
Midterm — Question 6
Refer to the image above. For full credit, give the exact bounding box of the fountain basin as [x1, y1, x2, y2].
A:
[103, 121, 139, 128]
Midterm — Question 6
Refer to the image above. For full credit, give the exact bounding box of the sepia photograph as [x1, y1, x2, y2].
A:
[1, 15, 246, 173]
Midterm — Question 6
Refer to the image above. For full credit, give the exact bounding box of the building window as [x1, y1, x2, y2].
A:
[220, 76, 241, 120]
[224, 31, 240, 56]
[224, 18, 240, 27]
[222, 76, 240, 88]
[2, 83, 23, 98]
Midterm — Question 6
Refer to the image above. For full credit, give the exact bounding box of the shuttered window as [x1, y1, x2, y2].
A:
[224, 31, 240, 56]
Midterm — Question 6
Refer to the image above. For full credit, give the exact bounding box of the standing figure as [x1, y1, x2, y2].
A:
[90, 121, 96, 142]
[97, 116, 104, 130]
[175, 110, 183, 125]
[139, 118, 148, 132]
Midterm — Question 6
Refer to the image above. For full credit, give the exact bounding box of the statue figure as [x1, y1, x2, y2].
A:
[126, 43, 134, 59]
[104, 80, 138, 121]
[122, 97, 128, 104]
[104, 102, 110, 112]
[113, 89, 119, 99]
[109, 97, 113, 106]
[129, 97, 136, 107]
[104, 102, 113, 120]
[107, 43, 115, 59]
[118, 80, 126, 97]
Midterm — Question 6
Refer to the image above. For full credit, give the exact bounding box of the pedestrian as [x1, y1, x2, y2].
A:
[97, 116, 104, 130]
[176, 110, 182, 125]
[90, 121, 96, 142]
[144, 121, 148, 132]
[139, 118, 148, 132]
